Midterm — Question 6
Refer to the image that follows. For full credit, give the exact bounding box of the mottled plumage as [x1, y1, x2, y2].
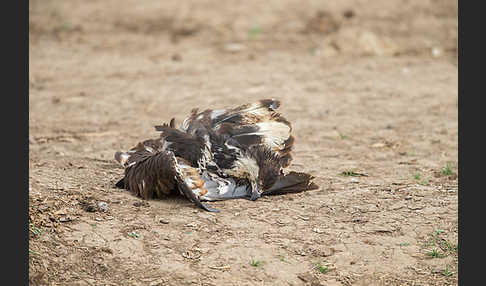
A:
[175, 99, 297, 200]
[114, 99, 317, 212]
[115, 142, 219, 212]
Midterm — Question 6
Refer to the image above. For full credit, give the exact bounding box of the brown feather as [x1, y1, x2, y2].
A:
[118, 148, 219, 212]
[113, 98, 313, 211]
[154, 125, 206, 167]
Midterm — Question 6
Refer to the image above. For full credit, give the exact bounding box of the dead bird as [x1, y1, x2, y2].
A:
[114, 99, 318, 212]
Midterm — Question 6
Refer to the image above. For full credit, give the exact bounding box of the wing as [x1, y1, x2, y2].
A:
[179, 98, 294, 168]
[115, 147, 220, 212]
[114, 138, 167, 168]
[115, 117, 209, 170]
[153, 124, 210, 168]
[181, 98, 282, 130]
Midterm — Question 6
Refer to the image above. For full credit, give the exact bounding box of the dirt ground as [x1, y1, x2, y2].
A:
[29, 0, 458, 285]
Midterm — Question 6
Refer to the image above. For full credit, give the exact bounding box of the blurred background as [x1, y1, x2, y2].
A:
[30, 0, 457, 58]
[29, 0, 458, 143]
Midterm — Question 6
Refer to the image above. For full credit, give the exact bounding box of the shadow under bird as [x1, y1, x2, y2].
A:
[114, 99, 318, 212]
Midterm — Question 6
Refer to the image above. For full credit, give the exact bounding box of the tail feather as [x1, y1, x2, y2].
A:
[263, 171, 319, 196]
[115, 177, 125, 189]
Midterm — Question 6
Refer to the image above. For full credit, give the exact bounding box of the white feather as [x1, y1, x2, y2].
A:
[224, 156, 259, 181]
[126, 161, 137, 168]
[161, 140, 172, 151]
[144, 146, 155, 153]
[236, 121, 290, 149]
[210, 109, 226, 120]
[199, 172, 250, 201]
[118, 153, 131, 167]
[243, 103, 270, 117]
[181, 117, 191, 131]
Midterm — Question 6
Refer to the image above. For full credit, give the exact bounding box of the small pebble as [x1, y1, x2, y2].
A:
[343, 9, 355, 19]
[223, 43, 246, 53]
[431, 47, 442, 57]
[171, 54, 182, 61]
[97, 202, 109, 212]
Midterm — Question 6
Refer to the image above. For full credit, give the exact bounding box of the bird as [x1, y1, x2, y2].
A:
[114, 99, 318, 212]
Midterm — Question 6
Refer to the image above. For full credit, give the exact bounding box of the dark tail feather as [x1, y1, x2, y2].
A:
[115, 177, 125, 189]
[262, 171, 319, 196]
[154, 117, 177, 132]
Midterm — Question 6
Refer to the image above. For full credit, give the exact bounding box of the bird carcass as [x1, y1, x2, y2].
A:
[114, 99, 318, 212]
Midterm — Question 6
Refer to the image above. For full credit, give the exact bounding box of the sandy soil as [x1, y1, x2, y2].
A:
[29, 0, 458, 285]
